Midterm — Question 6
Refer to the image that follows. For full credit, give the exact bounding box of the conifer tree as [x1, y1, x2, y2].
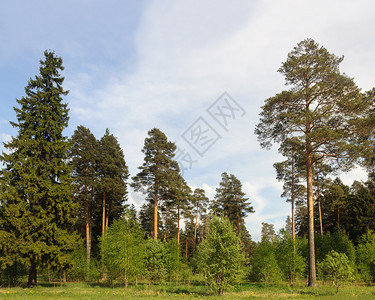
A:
[190, 188, 209, 256]
[274, 138, 306, 245]
[131, 128, 179, 239]
[0, 51, 78, 286]
[255, 38, 373, 286]
[213, 172, 254, 235]
[97, 129, 129, 239]
[68, 125, 99, 279]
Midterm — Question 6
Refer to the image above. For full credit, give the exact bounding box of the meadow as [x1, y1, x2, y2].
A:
[1, 282, 375, 299]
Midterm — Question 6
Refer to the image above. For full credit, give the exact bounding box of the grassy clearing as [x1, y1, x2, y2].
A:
[1, 282, 375, 299]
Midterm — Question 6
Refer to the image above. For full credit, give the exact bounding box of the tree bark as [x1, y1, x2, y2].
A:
[291, 155, 296, 250]
[105, 203, 109, 230]
[193, 205, 199, 257]
[102, 190, 106, 239]
[154, 189, 158, 239]
[85, 185, 91, 280]
[318, 197, 323, 236]
[28, 259, 37, 287]
[306, 144, 317, 287]
[177, 205, 180, 245]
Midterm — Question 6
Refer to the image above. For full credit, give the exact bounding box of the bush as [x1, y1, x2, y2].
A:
[101, 214, 145, 286]
[250, 240, 282, 286]
[318, 250, 354, 294]
[273, 231, 307, 283]
[196, 216, 246, 295]
[356, 230, 375, 282]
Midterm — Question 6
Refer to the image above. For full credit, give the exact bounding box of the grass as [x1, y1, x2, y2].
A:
[1, 281, 375, 299]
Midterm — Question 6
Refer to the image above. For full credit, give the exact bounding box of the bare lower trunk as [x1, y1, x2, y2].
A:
[154, 190, 158, 239]
[193, 206, 199, 257]
[306, 148, 316, 287]
[85, 185, 91, 280]
[318, 198, 323, 236]
[102, 190, 106, 239]
[105, 203, 109, 230]
[177, 205, 180, 245]
[28, 259, 37, 287]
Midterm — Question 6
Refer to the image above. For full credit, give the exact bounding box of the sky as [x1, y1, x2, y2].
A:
[1, 0, 374, 241]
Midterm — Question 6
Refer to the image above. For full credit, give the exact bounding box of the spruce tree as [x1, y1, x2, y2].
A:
[0, 51, 78, 286]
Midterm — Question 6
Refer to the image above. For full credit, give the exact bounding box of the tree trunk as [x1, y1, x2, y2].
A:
[291, 155, 296, 250]
[337, 206, 340, 232]
[105, 203, 109, 230]
[318, 197, 323, 236]
[85, 185, 91, 280]
[154, 189, 158, 239]
[193, 205, 199, 257]
[306, 145, 317, 287]
[102, 190, 106, 239]
[186, 239, 188, 259]
[28, 259, 37, 287]
[177, 205, 180, 245]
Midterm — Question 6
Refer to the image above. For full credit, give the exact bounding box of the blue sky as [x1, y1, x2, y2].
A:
[1, 0, 374, 241]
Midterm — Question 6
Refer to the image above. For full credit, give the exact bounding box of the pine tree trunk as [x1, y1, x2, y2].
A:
[193, 205, 199, 257]
[306, 144, 317, 287]
[105, 203, 109, 230]
[177, 205, 180, 245]
[291, 155, 296, 250]
[318, 197, 323, 236]
[154, 189, 158, 239]
[236, 201, 240, 234]
[85, 185, 91, 280]
[102, 190, 106, 239]
[28, 259, 37, 287]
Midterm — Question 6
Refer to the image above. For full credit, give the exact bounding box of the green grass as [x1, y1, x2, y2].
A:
[1, 282, 375, 299]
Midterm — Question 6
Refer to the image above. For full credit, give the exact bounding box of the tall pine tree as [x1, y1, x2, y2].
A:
[255, 39, 373, 286]
[68, 125, 99, 279]
[131, 128, 179, 239]
[0, 51, 78, 286]
[97, 129, 129, 240]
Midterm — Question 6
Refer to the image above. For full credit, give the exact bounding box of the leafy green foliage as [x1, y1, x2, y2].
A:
[319, 250, 354, 293]
[274, 231, 307, 283]
[196, 216, 246, 295]
[356, 230, 375, 282]
[250, 240, 283, 286]
[101, 211, 145, 286]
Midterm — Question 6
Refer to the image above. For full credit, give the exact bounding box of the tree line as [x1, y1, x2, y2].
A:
[0, 38, 375, 294]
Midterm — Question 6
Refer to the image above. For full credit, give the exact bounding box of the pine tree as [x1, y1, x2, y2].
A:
[213, 172, 254, 235]
[131, 128, 179, 239]
[68, 125, 99, 279]
[255, 39, 373, 286]
[189, 188, 209, 256]
[0, 51, 78, 286]
[97, 129, 129, 239]
[274, 138, 306, 245]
